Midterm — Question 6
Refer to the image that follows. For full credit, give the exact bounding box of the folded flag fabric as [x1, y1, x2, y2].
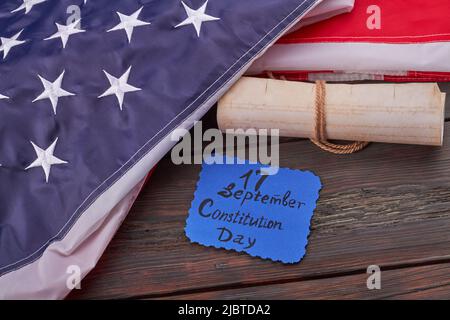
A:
[291, 0, 354, 31]
[248, 0, 450, 82]
[0, 0, 321, 299]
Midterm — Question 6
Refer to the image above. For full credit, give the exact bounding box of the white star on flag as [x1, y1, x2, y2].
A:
[33, 70, 75, 115]
[0, 93, 9, 100]
[44, 19, 86, 48]
[25, 138, 68, 183]
[107, 7, 151, 43]
[11, 0, 48, 14]
[0, 30, 27, 60]
[98, 66, 141, 110]
[175, 0, 220, 37]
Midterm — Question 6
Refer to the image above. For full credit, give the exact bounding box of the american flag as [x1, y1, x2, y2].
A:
[249, 0, 450, 82]
[0, 0, 320, 299]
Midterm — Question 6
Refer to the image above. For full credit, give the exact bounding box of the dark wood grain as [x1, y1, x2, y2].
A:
[439, 83, 450, 119]
[70, 120, 450, 300]
[164, 262, 450, 300]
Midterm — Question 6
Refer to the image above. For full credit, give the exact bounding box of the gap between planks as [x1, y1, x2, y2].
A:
[134, 256, 450, 300]
[159, 260, 450, 300]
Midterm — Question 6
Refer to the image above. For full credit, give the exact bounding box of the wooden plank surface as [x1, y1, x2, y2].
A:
[70, 84, 450, 300]
[165, 262, 450, 300]
[440, 83, 450, 119]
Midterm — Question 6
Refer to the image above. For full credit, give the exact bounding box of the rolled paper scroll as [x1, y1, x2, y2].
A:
[217, 77, 446, 146]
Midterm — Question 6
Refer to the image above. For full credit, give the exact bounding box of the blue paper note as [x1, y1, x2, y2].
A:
[185, 157, 322, 264]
